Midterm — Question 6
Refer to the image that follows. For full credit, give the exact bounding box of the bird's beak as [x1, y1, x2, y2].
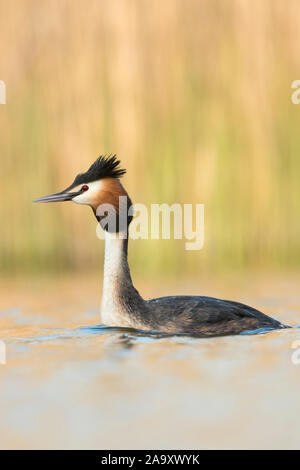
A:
[33, 188, 81, 203]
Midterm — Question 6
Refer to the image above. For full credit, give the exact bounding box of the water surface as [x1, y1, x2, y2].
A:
[0, 274, 300, 449]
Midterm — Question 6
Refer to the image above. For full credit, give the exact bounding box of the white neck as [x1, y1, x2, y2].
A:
[100, 231, 140, 327]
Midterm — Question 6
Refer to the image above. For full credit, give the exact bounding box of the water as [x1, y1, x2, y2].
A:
[0, 275, 300, 449]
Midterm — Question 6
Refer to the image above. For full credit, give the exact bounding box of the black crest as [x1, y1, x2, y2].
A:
[72, 155, 126, 187]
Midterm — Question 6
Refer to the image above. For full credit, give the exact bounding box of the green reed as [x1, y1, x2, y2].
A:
[0, 0, 299, 277]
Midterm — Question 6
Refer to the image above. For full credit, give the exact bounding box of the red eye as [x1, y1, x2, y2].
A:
[81, 185, 89, 192]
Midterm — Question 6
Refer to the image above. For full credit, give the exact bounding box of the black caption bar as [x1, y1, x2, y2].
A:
[0, 450, 293, 464]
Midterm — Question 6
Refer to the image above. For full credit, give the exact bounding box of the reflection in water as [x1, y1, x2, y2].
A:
[0, 276, 300, 449]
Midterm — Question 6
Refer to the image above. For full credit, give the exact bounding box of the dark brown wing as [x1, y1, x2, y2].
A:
[146, 296, 284, 336]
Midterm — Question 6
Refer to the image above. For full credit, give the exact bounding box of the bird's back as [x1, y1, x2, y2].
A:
[145, 295, 284, 336]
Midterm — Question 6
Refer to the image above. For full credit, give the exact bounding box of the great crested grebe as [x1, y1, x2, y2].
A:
[34, 155, 285, 337]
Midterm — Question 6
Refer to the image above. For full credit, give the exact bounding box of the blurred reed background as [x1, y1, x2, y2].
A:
[0, 0, 299, 278]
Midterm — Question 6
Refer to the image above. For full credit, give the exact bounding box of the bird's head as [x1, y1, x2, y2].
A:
[34, 155, 132, 233]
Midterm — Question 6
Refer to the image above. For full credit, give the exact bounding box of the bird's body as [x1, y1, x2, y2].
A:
[99, 231, 284, 336]
[145, 297, 283, 335]
[35, 155, 286, 337]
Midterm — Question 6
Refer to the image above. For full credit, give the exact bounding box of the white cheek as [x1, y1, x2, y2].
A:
[72, 180, 103, 205]
[72, 193, 91, 205]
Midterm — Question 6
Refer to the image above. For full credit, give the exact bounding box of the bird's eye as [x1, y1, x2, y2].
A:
[81, 185, 89, 192]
